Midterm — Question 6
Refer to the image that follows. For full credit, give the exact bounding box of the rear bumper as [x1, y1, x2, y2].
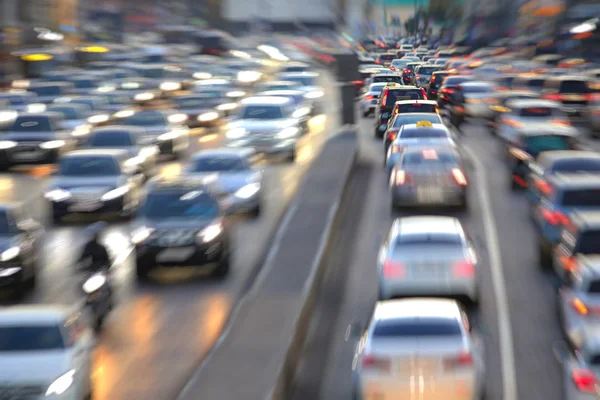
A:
[391, 187, 466, 207]
[379, 278, 477, 301]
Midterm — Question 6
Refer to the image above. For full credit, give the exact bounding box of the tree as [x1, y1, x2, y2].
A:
[428, 0, 463, 25]
[404, 17, 416, 34]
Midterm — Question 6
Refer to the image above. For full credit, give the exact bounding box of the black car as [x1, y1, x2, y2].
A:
[374, 85, 426, 138]
[0, 203, 43, 297]
[130, 176, 232, 280]
[376, 53, 396, 67]
[0, 112, 77, 169]
[45, 149, 144, 223]
[426, 70, 452, 100]
[541, 76, 593, 120]
[401, 62, 424, 85]
[437, 75, 474, 110]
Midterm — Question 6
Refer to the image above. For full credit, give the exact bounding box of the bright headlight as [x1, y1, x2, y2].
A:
[277, 127, 298, 139]
[235, 183, 260, 199]
[44, 189, 71, 202]
[158, 130, 180, 141]
[131, 226, 155, 244]
[198, 112, 219, 122]
[101, 186, 129, 201]
[40, 140, 64, 149]
[46, 370, 75, 396]
[0, 111, 16, 123]
[0, 141, 17, 149]
[226, 128, 246, 139]
[72, 124, 92, 137]
[12, 80, 30, 89]
[0, 247, 19, 262]
[305, 90, 324, 99]
[160, 82, 181, 91]
[226, 90, 246, 98]
[193, 72, 212, 80]
[82, 273, 107, 294]
[237, 71, 261, 83]
[134, 92, 155, 101]
[216, 103, 237, 111]
[26, 103, 46, 113]
[124, 156, 143, 167]
[114, 110, 135, 118]
[197, 220, 223, 243]
[87, 114, 109, 124]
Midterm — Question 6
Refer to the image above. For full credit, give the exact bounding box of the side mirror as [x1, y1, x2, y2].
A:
[552, 340, 571, 364]
[382, 112, 390, 119]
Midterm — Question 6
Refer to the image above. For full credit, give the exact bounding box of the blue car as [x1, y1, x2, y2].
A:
[532, 174, 600, 267]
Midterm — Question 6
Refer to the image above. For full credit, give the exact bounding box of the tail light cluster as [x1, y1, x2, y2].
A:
[383, 259, 405, 278]
[388, 129, 399, 141]
[443, 351, 474, 370]
[452, 260, 475, 278]
[394, 170, 413, 186]
[361, 354, 391, 372]
[540, 208, 569, 226]
[571, 297, 590, 316]
[353, 80, 364, 87]
[365, 95, 375, 101]
[572, 368, 598, 393]
[451, 168, 467, 186]
[559, 254, 579, 272]
[421, 88, 428, 99]
[543, 93, 592, 102]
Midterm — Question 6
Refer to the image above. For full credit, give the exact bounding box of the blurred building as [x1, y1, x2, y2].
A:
[368, 0, 430, 35]
[455, 0, 507, 46]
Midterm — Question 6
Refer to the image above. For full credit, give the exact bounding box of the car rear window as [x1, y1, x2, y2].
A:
[560, 189, 600, 207]
[402, 150, 457, 165]
[387, 90, 424, 104]
[552, 159, 600, 173]
[462, 85, 493, 94]
[587, 280, 600, 293]
[401, 128, 447, 139]
[559, 80, 590, 94]
[577, 230, 600, 254]
[526, 78, 545, 88]
[418, 67, 437, 74]
[393, 114, 441, 127]
[395, 233, 461, 245]
[519, 107, 553, 117]
[379, 55, 395, 61]
[397, 103, 437, 113]
[0, 326, 65, 351]
[373, 317, 461, 337]
[373, 75, 403, 84]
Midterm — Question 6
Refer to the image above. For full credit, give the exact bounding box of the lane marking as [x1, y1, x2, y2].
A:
[462, 143, 517, 400]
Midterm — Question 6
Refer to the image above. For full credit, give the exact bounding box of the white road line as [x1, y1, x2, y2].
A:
[462, 143, 517, 400]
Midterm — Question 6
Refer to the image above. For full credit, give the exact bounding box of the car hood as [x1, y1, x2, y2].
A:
[136, 217, 215, 231]
[50, 176, 123, 191]
[228, 119, 298, 132]
[0, 350, 71, 383]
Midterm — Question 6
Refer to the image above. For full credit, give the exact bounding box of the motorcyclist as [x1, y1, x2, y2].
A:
[78, 222, 111, 271]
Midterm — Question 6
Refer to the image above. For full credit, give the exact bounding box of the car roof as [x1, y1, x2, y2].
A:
[16, 112, 61, 119]
[240, 96, 292, 105]
[506, 99, 561, 109]
[255, 90, 305, 96]
[403, 144, 459, 156]
[460, 81, 495, 87]
[373, 298, 461, 320]
[394, 112, 442, 120]
[278, 71, 318, 77]
[0, 305, 71, 326]
[392, 215, 462, 237]
[538, 151, 600, 164]
[147, 175, 213, 190]
[63, 149, 129, 158]
[191, 147, 255, 159]
[395, 100, 438, 106]
[549, 174, 600, 189]
[389, 85, 419, 90]
[90, 125, 145, 135]
[514, 124, 579, 136]
[47, 103, 89, 111]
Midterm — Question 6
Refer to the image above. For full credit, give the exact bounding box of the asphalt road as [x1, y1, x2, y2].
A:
[291, 115, 600, 400]
[0, 79, 337, 399]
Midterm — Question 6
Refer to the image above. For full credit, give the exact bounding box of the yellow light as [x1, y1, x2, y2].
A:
[21, 54, 53, 61]
[572, 298, 589, 315]
[79, 46, 109, 53]
[416, 121, 433, 127]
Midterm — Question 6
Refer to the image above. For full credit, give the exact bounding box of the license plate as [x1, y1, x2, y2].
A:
[69, 202, 102, 212]
[12, 150, 43, 161]
[156, 247, 195, 262]
[417, 187, 443, 203]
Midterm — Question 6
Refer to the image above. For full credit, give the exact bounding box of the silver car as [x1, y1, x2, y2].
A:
[224, 96, 303, 162]
[185, 148, 264, 216]
[389, 145, 468, 209]
[559, 256, 600, 349]
[377, 216, 478, 302]
[352, 298, 485, 400]
[360, 82, 387, 117]
[555, 332, 600, 400]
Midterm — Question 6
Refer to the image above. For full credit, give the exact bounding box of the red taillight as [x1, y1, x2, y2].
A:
[376, 59, 381, 64]
[362, 354, 391, 371]
[443, 351, 474, 369]
[353, 80, 364, 86]
[403, 69, 410, 74]
[544, 93, 563, 101]
[541, 208, 570, 226]
[390, 66, 396, 71]
[571, 298, 590, 316]
[383, 260, 405, 278]
[452, 261, 475, 277]
[366, 95, 375, 100]
[421, 88, 427, 100]
[443, 88, 455, 94]
[535, 179, 552, 195]
[416, 74, 421, 79]
[573, 368, 598, 393]
[382, 89, 388, 108]
[560, 255, 579, 272]
[452, 168, 467, 186]
[388, 130, 399, 141]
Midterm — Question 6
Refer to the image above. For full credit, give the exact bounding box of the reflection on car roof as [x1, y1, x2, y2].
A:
[394, 216, 461, 236]
[374, 298, 460, 320]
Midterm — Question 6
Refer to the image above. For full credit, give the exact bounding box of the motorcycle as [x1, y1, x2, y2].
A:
[81, 269, 113, 332]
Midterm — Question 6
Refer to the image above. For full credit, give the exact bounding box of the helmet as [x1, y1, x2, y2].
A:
[86, 221, 107, 238]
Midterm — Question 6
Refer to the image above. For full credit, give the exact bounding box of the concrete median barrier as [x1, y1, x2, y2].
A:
[177, 127, 358, 400]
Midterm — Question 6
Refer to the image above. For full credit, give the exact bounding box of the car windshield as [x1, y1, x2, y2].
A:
[0, 326, 65, 351]
[401, 128, 447, 139]
[560, 189, 600, 207]
[373, 76, 402, 84]
[11, 116, 52, 132]
[0, 211, 15, 235]
[388, 90, 424, 103]
[577, 230, 600, 254]
[175, 97, 211, 108]
[142, 191, 219, 219]
[393, 114, 440, 127]
[29, 85, 61, 96]
[418, 67, 437, 74]
[560, 80, 590, 94]
[241, 105, 283, 119]
[284, 76, 316, 86]
[519, 107, 554, 117]
[395, 233, 461, 246]
[524, 135, 570, 155]
[48, 107, 81, 120]
[72, 79, 95, 89]
[587, 280, 600, 293]
[397, 104, 437, 113]
[122, 112, 167, 126]
[192, 156, 246, 172]
[552, 159, 600, 173]
[59, 157, 120, 176]
[89, 132, 134, 147]
[402, 150, 457, 165]
[105, 94, 131, 104]
[373, 317, 462, 337]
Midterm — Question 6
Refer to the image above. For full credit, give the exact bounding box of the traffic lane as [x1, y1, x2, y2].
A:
[292, 115, 503, 400]
[12, 112, 332, 400]
[461, 121, 562, 400]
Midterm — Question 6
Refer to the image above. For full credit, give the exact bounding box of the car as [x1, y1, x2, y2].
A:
[84, 126, 159, 179]
[26, 82, 75, 104]
[0, 112, 78, 170]
[63, 75, 102, 95]
[100, 77, 162, 103]
[0, 306, 93, 400]
[0, 203, 43, 297]
[90, 90, 135, 114]
[526, 151, 600, 205]
[400, 62, 424, 85]
[383, 112, 443, 152]
[45, 149, 145, 223]
[279, 62, 311, 73]
[389, 57, 419, 73]
[253, 80, 303, 93]
[375, 84, 427, 138]
[426, 70, 452, 100]
[392, 99, 439, 116]
[185, 148, 264, 216]
[0, 91, 45, 113]
[531, 175, 600, 266]
[533, 54, 564, 66]
[553, 331, 600, 399]
[368, 73, 404, 87]
[376, 53, 396, 67]
[448, 81, 497, 127]
[413, 64, 440, 87]
[130, 175, 232, 280]
[352, 298, 485, 400]
[437, 75, 474, 110]
[389, 146, 468, 209]
[553, 211, 600, 279]
[119, 63, 186, 93]
[377, 215, 477, 301]
[504, 126, 581, 189]
[484, 90, 538, 134]
[112, 109, 189, 158]
[45, 104, 94, 143]
[189, 85, 243, 116]
[497, 99, 573, 143]
[254, 90, 314, 127]
[511, 73, 549, 93]
[224, 96, 303, 161]
[385, 122, 456, 174]
[360, 82, 387, 117]
[53, 95, 113, 114]
[558, 257, 600, 349]
[541, 76, 593, 121]
[274, 72, 323, 100]
[171, 94, 226, 128]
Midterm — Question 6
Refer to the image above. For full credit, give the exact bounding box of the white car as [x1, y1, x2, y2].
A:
[360, 82, 387, 117]
[0, 306, 94, 400]
[352, 298, 485, 400]
[497, 99, 574, 142]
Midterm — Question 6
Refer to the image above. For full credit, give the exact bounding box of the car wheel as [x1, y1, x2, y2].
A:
[213, 254, 230, 279]
[135, 261, 151, 281]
